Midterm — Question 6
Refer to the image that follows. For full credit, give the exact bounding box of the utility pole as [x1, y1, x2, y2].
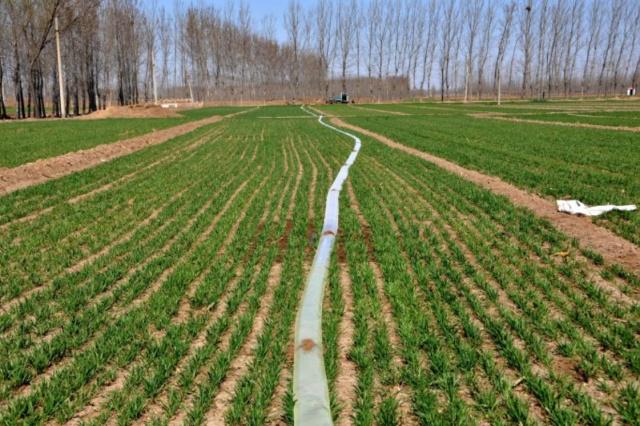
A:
[55, 17, 66, 117]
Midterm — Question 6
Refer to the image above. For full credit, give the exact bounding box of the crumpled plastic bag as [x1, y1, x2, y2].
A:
[557, 199, 637, 217]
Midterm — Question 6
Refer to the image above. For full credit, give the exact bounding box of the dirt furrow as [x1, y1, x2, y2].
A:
[374, 157, 623, 420]
[66, 165, 271, 424]
[471, 112, 640, 132]
[138, 199, 278, 423]
[0, 126, 222, 241]
[8, 169, 251, 400]
[0, 108, 254, 197]
[167, 262, 267, 425]
[301, 146, 318, 222]
[0, 188, 188, 315]
[117, 178, 255, 316]
[330, 117, 640, 272]
[349, 105, 409, 116]
[0, 206, 53, 232]
[65, 135, 204, 205]
[366, 162, 549, 422]
[5, 138, 238, 315]
[136, 166, 284, 422]
[346, 181, 418, 425]
[166, 167, 289, 424]
[203, 262, 283, 425]
[333, 264, 357, 426]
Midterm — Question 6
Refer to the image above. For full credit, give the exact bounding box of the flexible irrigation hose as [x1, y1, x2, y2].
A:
[293, 106, 361, 425]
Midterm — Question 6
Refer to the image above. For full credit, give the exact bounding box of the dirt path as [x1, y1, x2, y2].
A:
[0, 110, 250, 195]
[349, 105, 409, 116]
[471, 112, 640, 132]
[330, 117, 640, 272]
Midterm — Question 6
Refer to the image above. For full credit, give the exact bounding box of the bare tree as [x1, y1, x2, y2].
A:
[354, 1, 363, 95]
[624, 7, 640, 91]
[611, 1, 632, 95]
[494, 1, 515, 105]
[336, 0, 356, 94]
[534, 0, 548, 98]
[315, 0, 333, 99]
[598, 0, 624, 95]
[476, 1, 495, 99]
[3, 0, 639, 118]
[562, 0, 583, 97]
[406, 0, 424, 90]
[519, 2, 533, 97]
[627, 6, 640, 90]
[0, 6, 9, 118]
[439, 0, 457, 101]
[419, 0, 438, 96]
[366, 0, 381, 98]
[237, 1, 252, 103]
[545, 1, 565, 98]
[284, 0, 302, 100]
[463, 0, 483, 102]
[581, 0, 601, 97]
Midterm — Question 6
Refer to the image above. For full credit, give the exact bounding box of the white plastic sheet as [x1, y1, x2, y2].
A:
[293, 107, 361, 426]
[557, 199, 637, 217]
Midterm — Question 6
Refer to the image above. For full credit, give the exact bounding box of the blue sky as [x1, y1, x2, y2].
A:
[143, 0, 297, 41]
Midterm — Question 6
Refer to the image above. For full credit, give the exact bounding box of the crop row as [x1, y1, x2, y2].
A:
[319, 102, 640, 246]
[2, 105, 638, 424]
[0, 106, 247, 167]
[331, 124, 640, 424]
[0, 109, 362, 424]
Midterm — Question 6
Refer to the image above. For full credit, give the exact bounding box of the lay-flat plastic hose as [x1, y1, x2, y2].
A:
[293, 107, 361, 426]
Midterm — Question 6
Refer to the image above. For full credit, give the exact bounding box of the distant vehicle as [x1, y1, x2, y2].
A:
[627, 87, 636, 96]
[327, 92, 351, 104]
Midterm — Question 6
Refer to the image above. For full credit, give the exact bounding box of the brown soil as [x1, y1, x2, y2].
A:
[372, 168, 553, 422]
[334, 264, 357, 426]
[203, 261, 282, 425]
[78, 105, 182, 119]
[0, 115, 223, 195]
[346, 181, 418, 425]
[349, 105, 409, 116]
[0, 108, 252, 196]
[256, 116, 316, 119]
[471, 112, 640, 132]
[0, 126, 219, 236]
[330, 117, 640, 272]
[287, 141, 305, 221]
[67, 365, 133, 425]
[14, 183, 223, 400]
[303, 147, 318, 222]
[0, 206, 53, 232]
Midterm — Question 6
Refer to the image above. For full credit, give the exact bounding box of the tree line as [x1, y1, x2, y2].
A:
[1, 0, 639, 119]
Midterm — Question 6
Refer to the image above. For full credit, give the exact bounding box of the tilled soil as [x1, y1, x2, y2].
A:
[0, 115, 223, 195]
[470, 112, 640, 132]
[330, 117, 640, 272]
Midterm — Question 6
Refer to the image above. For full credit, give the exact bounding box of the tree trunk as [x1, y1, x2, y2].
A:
[0, 56, 7, 119]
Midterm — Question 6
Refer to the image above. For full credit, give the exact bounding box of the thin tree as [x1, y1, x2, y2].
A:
[464, 0, 483, 102]
[476, 1, 495, 100]
[581, 0, 601, 97]
[439, 0, 456, 101]
[315, 0, 333, 99]
[419, 0, 438, 97]
[284, 0, 302, 100]
[534, 0, 549, 98]
[494, 1, 515, 105]
[336, 0, 357, 94]
[598, 0, 624, 95]
[519, 2, 533, 98]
